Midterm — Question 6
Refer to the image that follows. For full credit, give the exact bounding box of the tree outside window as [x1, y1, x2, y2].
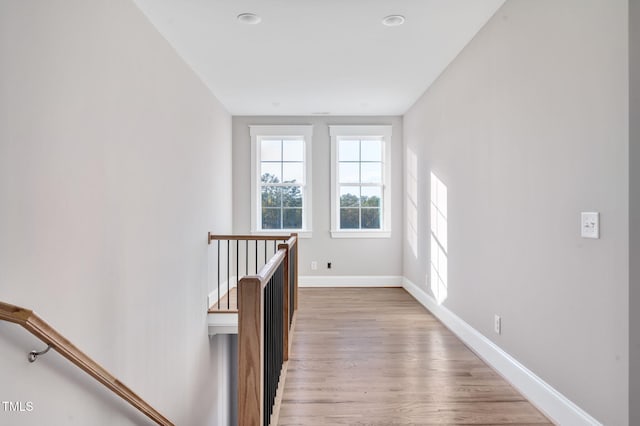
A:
[260, 138, 304, 230]
[338, 138, 384, 230]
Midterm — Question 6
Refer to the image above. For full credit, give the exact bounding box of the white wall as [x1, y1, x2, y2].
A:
[630, 0, 639, 423]
[0, 0, 232, 424]
[403, 1, 628, 424]
[232, 116, 403, 278]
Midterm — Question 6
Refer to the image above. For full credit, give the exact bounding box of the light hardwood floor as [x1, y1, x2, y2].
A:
[208, 287, 238, 312]
[277, 288, 552, 425]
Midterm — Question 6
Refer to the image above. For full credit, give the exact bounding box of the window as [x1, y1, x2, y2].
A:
[329, 125, 392, 238]
[250, 125, 312, 236]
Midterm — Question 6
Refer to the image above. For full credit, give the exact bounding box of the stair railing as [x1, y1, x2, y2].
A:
[0, 301, 174, 425]
[237, 234, 298, 426]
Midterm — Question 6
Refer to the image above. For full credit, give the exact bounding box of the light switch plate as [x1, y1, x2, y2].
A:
[581, 212, 599, 239]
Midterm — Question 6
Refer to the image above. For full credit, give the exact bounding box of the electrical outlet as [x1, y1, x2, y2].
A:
[327, 262, 332, 269]
[581, 212, 599, 239]
[494, 315, 501, 335]
[311, 261, 317, 270]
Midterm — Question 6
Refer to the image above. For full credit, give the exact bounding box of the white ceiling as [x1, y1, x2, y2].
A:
[132, 0, 505, 116]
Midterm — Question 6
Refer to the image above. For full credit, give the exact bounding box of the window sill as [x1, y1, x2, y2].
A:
[251, 230, 312, 239]
[330, 230, 391, 239]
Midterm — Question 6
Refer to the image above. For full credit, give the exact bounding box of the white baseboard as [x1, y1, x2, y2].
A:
[401, 277, 601, 426]
[299, 275, 403, 287]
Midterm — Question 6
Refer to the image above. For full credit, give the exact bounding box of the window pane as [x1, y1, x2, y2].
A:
[261, 163, 281, 182]
[261, 139, 281, 162]
[340, 208, 360, 229]
[361, 163, 382, 183]
[262, 208, 281, 229]
[282, 162, 304, 183]
[361, 208, 381, 229]
[361, 186, 381, 207]
[282, 139, 304, 162]
[340, 186, 360, 207]
[339, 162, 359, 183]
[339, 139, 359, 161]
[261, 186, 281, 207]
[361, 139, 382, 162]
[283, 208, 302, 229]
[282, 186, 302, 207]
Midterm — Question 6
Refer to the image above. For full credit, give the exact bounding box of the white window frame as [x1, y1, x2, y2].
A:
[250, 125, 313, 237]
[329, 125, 392, 238]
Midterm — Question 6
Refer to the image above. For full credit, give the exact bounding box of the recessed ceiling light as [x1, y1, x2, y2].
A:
[237, 13, 261, 25]
[382, 15, 405, 27]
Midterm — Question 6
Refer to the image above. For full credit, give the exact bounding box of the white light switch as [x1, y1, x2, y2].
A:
[581, 212, 599, 239]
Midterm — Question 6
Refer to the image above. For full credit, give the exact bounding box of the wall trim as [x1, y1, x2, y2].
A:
[208, 313, 238, 336]
[299, 275, 403, 287]
[401, 277, 602, 426]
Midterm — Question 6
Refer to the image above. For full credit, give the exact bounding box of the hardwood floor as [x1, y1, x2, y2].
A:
[208, 287, 238, 312]
[277, 288, 552, 425]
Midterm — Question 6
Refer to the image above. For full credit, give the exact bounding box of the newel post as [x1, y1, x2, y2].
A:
[238, 277, 263, 426]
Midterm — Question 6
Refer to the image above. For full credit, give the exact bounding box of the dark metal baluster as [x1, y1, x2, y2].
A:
[290, 244, 296, 325]
[263, 283, 266, 426]
[264, 272, 274, 422]
[272, 273, 276, 423]
[217, 240, 220, 309]
[278, 264, 283, 373]
[270, 279, 273, 424]
[227, 240, 230, 309]
[260, 260, 288, 426]
[236, 240, 239, 309]
[274, 270, 279, 418]
[264, 281, 270, 426]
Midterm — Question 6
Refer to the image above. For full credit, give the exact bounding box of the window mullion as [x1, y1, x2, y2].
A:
[358, 184, 362, 229]
[358, 139, 362, 229]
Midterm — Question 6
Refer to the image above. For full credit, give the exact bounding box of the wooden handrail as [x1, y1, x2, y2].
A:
[253, 249, 286, 289]
[0, 302, 174, 426]
[208, 233, 292, 243]
[283, 236, 297, 248]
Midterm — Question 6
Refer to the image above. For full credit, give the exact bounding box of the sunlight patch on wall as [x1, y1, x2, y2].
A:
[430, 172, 448, 304]
[406, 148, 419, 258]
